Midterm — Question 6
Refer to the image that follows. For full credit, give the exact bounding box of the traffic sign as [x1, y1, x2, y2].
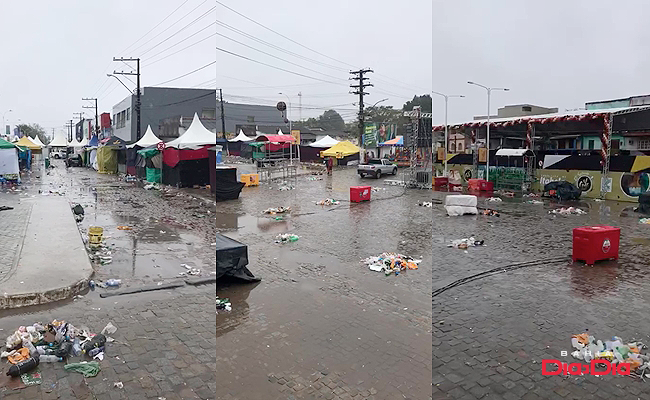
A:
[156, 141, 165, 151]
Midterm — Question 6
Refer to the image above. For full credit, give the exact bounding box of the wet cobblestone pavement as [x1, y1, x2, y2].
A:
[217, 167, 433, 399]
[0, 162, 216, 399]
[433, 191, 650, 399]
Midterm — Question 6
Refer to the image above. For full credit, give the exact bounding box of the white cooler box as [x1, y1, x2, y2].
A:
[445, 195, 478, 216]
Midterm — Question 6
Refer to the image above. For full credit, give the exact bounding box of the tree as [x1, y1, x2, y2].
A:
[16, 123, 48, 145]
[318, 109, 345, 131]
[365, 105, 402, 125]
[402, 94, 432, 113]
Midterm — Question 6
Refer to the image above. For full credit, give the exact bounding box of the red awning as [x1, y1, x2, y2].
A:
[257, 135, 294, 143]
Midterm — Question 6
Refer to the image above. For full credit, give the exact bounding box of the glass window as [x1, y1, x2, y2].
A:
[126, 108, 130, 121]
[247, 116, 255, 123]
[202, 108, 216, 119]
[588, 140, 595, 150]
[639, 139, 650, 150]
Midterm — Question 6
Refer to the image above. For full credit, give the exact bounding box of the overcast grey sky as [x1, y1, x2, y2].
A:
[0, 1, 431, 139]
[216, 0, 432, 123]
[433, 0, 650, 125]
[1, 0, 216, 138]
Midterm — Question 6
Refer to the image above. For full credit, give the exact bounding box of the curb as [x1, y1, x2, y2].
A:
[0, 275, 91, 310]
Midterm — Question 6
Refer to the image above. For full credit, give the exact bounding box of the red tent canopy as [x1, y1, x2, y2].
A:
[256, 135, 294, 143]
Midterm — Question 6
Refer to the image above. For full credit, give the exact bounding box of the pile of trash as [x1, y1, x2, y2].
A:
[527, 200, 544, 205]
[523, 193, 539, 198]
[570, 332, 650, 375]
[262, 207, 291, 215]
[216, 297, 232, 314]
[143, 183, 159, 190]
[448, 237, 485, 249]
[486, 197, 503, 202]
[179, 264, 201, 276]
[275, 234, 299, 243]
[1, 320, 117, 382]
[482, 209, 500, 217]
[549, 207, 587, 215]
[315, 199, 339, 206]
[362, 253, 421, 276]
[640, 218, 650, 224]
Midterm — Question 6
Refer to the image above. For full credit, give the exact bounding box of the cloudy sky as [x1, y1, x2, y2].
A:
[433, 0, 650, 125]
[216, 0, 432, 122]
[0, 0, 431, 139]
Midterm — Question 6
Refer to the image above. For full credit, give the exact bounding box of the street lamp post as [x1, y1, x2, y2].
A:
[278, 92, 294, 165]
[431, 92, 464, 177]
[2, 110, 12, 138]
[107, 74, 133, 94]
[467, 82, 509, 182]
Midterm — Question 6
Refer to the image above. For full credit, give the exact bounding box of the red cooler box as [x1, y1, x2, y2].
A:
[350, 186, 371, 203]
[572, 226, 620, 265]
[468, 179, 481, 190]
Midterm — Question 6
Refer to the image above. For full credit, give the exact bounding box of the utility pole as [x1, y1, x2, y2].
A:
[66, 120, 74, 143]
[113, 57, 141, 140]
[219, 89, 226, 139]
[298, 92, 302, 124]
[82, 97, 99, 137]
[350, 68, 373, 160]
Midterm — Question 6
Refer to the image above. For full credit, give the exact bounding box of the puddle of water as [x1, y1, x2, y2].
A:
[217, 212, 293, 234]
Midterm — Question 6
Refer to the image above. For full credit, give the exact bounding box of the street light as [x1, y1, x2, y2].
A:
[368, 98, 389, 109]
[431, 92, 464, 177]
[467, 81, 509, 182]
[2, 109, 12, 137]
[107, 74, 133, 93]
[278, 92, 294, 165]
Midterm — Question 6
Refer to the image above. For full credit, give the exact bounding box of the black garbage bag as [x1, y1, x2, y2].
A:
[216, 233, 260, 282]
[543, 181, 582, 200]
[637, 192, 650, 214]
[216, 167, 245, 202]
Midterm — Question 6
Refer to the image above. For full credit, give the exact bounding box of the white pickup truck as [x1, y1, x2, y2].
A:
[357, 159, 397, 178]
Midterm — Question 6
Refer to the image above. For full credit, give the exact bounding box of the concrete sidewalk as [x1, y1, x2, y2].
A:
[0, 196, 92, 309]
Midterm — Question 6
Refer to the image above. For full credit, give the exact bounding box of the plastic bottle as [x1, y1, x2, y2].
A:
[82, 334, 106, 354]
[56, 341, 73, 358]
[36, 346, 55, 356]
[6, 357, 39, 377]
[89, 280, 96, 289]
[22, 340, 36, 356]
[106, 279, 121, 287]
[88, 346, 105, 357]
[39, 355, 63, 363]
[72, 338, 82, 357]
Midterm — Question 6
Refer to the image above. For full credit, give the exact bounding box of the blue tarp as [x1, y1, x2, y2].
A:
[88, 135, 99, 147]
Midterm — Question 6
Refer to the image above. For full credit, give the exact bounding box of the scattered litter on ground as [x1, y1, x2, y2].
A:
[143, 183, 159, 190]
[63, 362, 101, 377]
[124, 175, 137, 183]
[0, 206, 14, 212]
[262, 207, 291, 215]
[20, 370, 41, 386]
[640, 218, 650, 224]
[528, 200, 544, 205]
[482, 209, 500, 217]
[550, 207, 587, 215]
[278, 185, 294, 191]
[570, 331, 650, 376]
[522, 193, 539, 198]
[315, 199, 339, 206]
[362, 253, 421, 276]
[594, 198, 604, 202]
[217, 297, 232, 314]
[116, 226, 133, 230]
[448, 237, 485, 249]
[306, 176, 322, 181]
[113, 381, 123, 388]
[371, 187, 385, 192]
[418, 202, 433, 207]
[275, 234, 299, 243]
[486, 197, 502, 202]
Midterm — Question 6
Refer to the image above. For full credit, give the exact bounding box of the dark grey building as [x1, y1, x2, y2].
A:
[112, 87, 217, 142]
[217, 102, 287, 136]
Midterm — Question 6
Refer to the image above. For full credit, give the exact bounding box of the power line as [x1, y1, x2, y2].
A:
[215, 0, 355, 69]
[216, 47, 344, 85]
[219, 75, 330, 90]
[151, 61, 216, 86]
[215, 32, 347, 83]
[215, 20, 346, 72]
[138, 6, 216, 57]
[145, 31, 217, 67]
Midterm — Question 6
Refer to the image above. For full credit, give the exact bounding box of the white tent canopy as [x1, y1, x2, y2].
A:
[229, 129, 253, 142]
[309, 135, 339, 148]
[166, 113, 216, 149]
[31, 136, 45, 147]
[49, 132, 68, 147]
[127, 125, 161, 148]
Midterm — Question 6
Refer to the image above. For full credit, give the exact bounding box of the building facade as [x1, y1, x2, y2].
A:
[217, 101, 287, 137]
[112, 87, 217, 142]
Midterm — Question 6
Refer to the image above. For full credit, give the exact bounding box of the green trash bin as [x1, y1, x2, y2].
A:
[45, 159, 50, 169]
